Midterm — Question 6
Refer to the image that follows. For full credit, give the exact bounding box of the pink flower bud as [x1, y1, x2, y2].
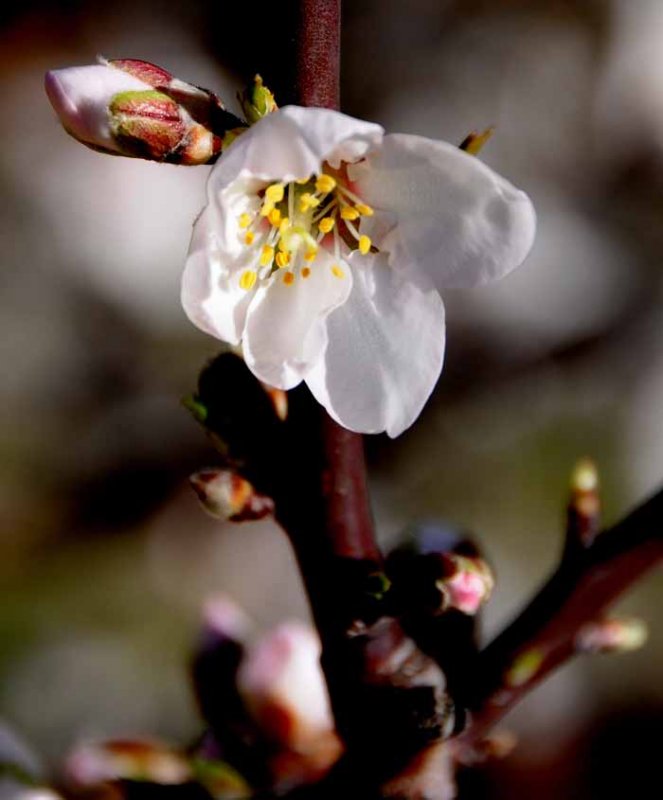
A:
[45, 59, 241, 164]
[237, 623, 343, 787]
[45, 63, 152, 153]
[438, 554, 494, 615]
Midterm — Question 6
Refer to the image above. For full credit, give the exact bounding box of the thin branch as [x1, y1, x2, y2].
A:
[458, 487, 663, 750]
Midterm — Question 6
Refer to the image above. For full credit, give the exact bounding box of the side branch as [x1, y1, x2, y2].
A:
[459, 487, 663, 748]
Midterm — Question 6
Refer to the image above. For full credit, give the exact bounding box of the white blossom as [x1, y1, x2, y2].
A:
[183, 106, 536, 436]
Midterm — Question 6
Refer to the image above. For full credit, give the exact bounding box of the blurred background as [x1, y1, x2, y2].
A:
[1, 0, 662, 797]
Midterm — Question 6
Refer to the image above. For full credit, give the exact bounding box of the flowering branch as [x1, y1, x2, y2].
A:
[457, 478, 663, 755]
[260, 4, 452, 787]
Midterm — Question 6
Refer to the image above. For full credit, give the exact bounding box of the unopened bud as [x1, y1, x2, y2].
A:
[459, 127, 494, 156]
[566, 457, 601, 551]
[189, 468, 274, 521]
[239, 74, 278, 125]
[437, 554, 494, 616]
[576, 617, 648, 655]
[65, 739, 190, 788]
[237, 623, 343, 771]
[45, 58, 243, 164]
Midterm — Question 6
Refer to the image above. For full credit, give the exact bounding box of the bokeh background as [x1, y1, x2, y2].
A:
[1, 0, 662, 797]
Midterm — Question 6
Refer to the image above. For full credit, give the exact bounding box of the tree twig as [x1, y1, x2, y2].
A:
[457, 487, 663, 751]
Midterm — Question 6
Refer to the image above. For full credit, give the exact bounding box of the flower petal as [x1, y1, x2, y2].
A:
[350, 134, 536, 290]
[208, 106, 384, 193]
[242, 250, 353, 390]
[181, 206, 253, 343]
[306, 254, 446, 437]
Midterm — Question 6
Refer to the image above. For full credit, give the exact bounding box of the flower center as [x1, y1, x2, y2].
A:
[236, 167, 374, 289]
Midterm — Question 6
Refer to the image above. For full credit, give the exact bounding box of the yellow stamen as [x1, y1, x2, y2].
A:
[268, 208, 281, 226]
[239, 269, 257, 290]
[341, 206, 360, 221]
[301, 267, 311, 278]
[265, 183, 284, 203]
[244, 231, 255, 245]
[331, 264, 345, 279]
[315, 174, 337, 194]
[283, 272, 295, 285]
[304, 248, 317, 262]
[275, 251, 290, 269]
[260, 201, 274, 217]
[296, 176, 310, 185]
[279, 217, 291, 234]
[355, 203, 374, 217]
[318, 217, 335, 234]
[358, 235, 371, 255]
[299, 193, 321, 212]
[238, 213, 252, 229]
[260, 245, 275, 267]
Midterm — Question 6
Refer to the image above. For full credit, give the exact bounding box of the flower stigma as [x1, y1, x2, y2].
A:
[235, 166, 374, 289]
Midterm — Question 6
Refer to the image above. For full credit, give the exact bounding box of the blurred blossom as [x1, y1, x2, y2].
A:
[237, 622, 339, 756]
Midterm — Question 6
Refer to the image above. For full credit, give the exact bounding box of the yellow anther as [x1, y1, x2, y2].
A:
[238, 213, 252, 229]
[244, 231, 255, 245]
[358, 235, 371, 255]
[283, 272, 295, 285]
[296, 176, 310, 185]
[299, 193, 321, 212]
[341, 206, 360, 221]
[259, 245, 275, 267]
[260, 200, 274, 217]
[304, 248, 318, 262]
[301, 267, 311, 278]
[265, 183, 284, 203]
[318, 217, 335, 234]
[331, 264, 345, 279]
[355, 203, 374, 217]
[315, 174, 337, 194]
[239, 269, 257, 290]
[268, 208, 281, 226]
[275, 251, 290, 269]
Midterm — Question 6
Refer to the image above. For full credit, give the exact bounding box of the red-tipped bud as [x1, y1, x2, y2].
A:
[189, 468, 274, 521]
[65, 739, 190, 788]
[576, 616, 648, 654]
[45, 58, 243, 164]
[437, 554, 494, 616]
[237, 622, 343, 787]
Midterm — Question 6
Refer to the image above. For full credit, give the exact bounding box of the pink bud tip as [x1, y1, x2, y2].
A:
[45, 64, 152, 152]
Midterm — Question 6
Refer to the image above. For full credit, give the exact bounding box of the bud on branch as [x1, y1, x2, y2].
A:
[189, 468, 274, 522]
[45, 58, 244, 164]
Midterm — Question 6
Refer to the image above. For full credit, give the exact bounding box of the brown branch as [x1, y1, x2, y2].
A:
[458, 487, 663, 751]
[263, 4, 453, 789]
